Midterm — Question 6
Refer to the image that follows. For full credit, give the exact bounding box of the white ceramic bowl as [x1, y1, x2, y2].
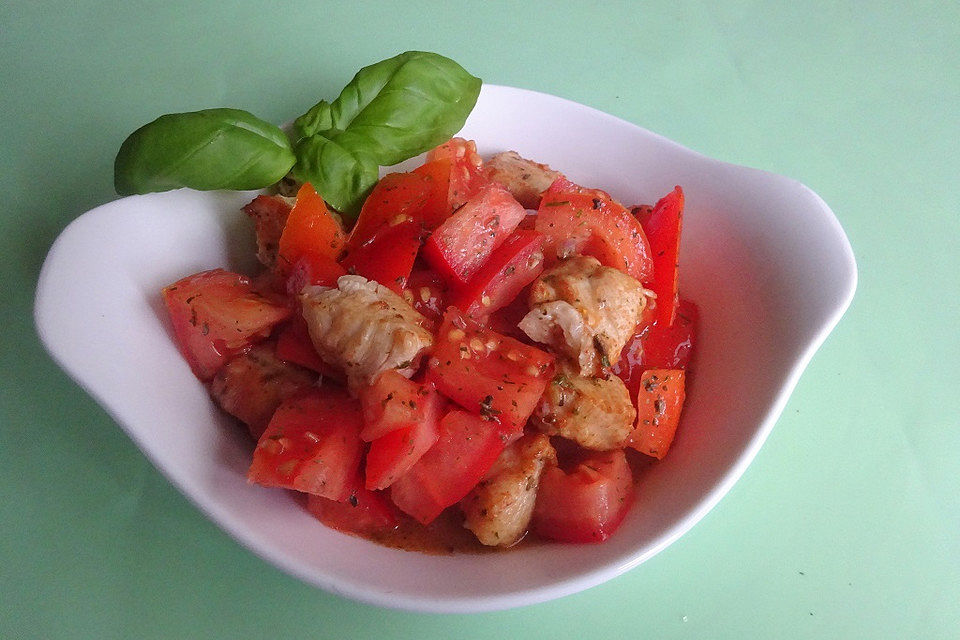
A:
[34, 84, 856, 613]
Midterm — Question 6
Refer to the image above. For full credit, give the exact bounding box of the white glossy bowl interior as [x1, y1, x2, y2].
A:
[34, 84, 856, 613]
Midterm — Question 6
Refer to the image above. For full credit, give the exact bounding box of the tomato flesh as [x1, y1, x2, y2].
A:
[347, 171, 431, 252]
[629, 369, 686, 459]
[451, 230, 545, 319]
[403, 269, 448, 324]
[422, 183, 526, 286]
[248, 388, 364, 501]
[285, 251, 346, 296]
[340, 218, 424, 293]
[613, 299, 696, 400]
[536, 177, 653, 282]
[277, 183, 346, 272]
[306, 489, 399, 536]
[639, 186, 684, 326]
[426, 308, 554, 435]
[162, 269, 291, 380]
[426, 137, 489, 212]
[389, 409, 505, 524]
[359, 371, 438, 441]
[532, 449, 634, 543]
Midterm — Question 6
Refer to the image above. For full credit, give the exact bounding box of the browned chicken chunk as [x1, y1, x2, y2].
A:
[530, 362, 636, 451]
[210, 343, 317, 439]
[485, 151, 561, 209]
[461, 434, 557, 547]
[519, 255, 648, 376]
[300, 275, 434, 393]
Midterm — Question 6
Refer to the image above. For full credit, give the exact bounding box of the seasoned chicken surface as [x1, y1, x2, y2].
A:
[519, 255, 647, 376]
[485, 151, 561, 209]
[462, 434, 557, 547]
[300, 275, 433, 392]
[531, 361, 636, 451]
[210, 343, 316, 439]
[242, 194, 294, 268]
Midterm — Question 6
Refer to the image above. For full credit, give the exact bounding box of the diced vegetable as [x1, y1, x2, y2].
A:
[638, 186, 684, 326]
[422, 183, 526, 285]
[389, 409, 505, 524]
[426, 137, 489, 211]
[347, 171, 432, 251]
[532, 449, 634, 543]
[451, 230, 545, 319]
[641, 299, 698, 370]
[248, 388, 364, 501]
[536, 176, 653, 282]
[629, 369, 686, 459]
[340, 218, 424, 293]
[162, 269, 291, 380]
[359, 371, 438, 441]
[306, 489, 400, 536]
[285, 251, 346, 296]
[402, 269, 448, 324]
[276, 183, 346, 272]
[426, 308, 555, 435]
[273, 316, 344, 380]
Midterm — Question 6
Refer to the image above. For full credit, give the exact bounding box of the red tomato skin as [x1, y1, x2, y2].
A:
[364, 415, 440, 490]
[422, 183, 527, 286]
[248, 388, 364, 501]
[162, 269, 292, 380]
[347, 172, 431, 252]
[613, 299, 696, 400]
[402, 269, 448, 324]
[277, 183, 346, 273]
[340, 219, 424, 294]
[426, 308, 555, 434]
[305, 489, 400, 535]
[536, 177, 654, 282]
[640, 186, 684, 326]
[359, 371, 437, 441]
[451, 230, 545, 319]
[389, 409, 505, 524]
[628, 369, 686, 460]
[532, 450, 634, 543]
[285, 252, 346, 297]
[411, 159, 453, 228]
[426, 138, 488, 211]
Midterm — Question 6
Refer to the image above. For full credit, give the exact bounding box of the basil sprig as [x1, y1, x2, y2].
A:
[113, 52, 481, 220]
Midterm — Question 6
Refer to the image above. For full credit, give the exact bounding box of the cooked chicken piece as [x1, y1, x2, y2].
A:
[530, 362, 636, 451]
[300, 275, 433, 393]
[210, 343, 317, 439]
[462, 434, 557, 547]
[242, 194, 294, 268]
[519, 255, 647, 376]
[485, 151, 561, 209]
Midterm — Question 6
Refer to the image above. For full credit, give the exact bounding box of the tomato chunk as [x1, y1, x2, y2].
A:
[359, 371, 438, 441]
[532, 449, 634, 543]
[277, 183, 346, 272]
[248, 388, 364, 501]
[389, 409, 505, 524]
[340, 218, 424, 294]
[629, 369, 686, 459]
[402, 269, 448, 324]
[426, 137, 489, 212]
[536, 177, 653, 282]
[365, 416, 440, 490]
[426, 308, 554, 434]
[347, 171, 432, 252]
[306, 489, 399, 536]
[162, 269, 292, 380]
[613, 299, 696, 400]
[285, 251, 346, 296]
[422, 183, 526, 286]
[451, 230, 545, 319]
[639, 186, 684, 326]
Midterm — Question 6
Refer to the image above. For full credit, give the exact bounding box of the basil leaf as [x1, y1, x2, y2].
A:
[292, 51, 481, 219]
[114, 108, 296, 195]
[291, 134, 379, 215]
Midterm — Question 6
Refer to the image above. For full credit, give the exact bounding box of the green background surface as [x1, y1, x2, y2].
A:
[3, 2, 958, 638]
